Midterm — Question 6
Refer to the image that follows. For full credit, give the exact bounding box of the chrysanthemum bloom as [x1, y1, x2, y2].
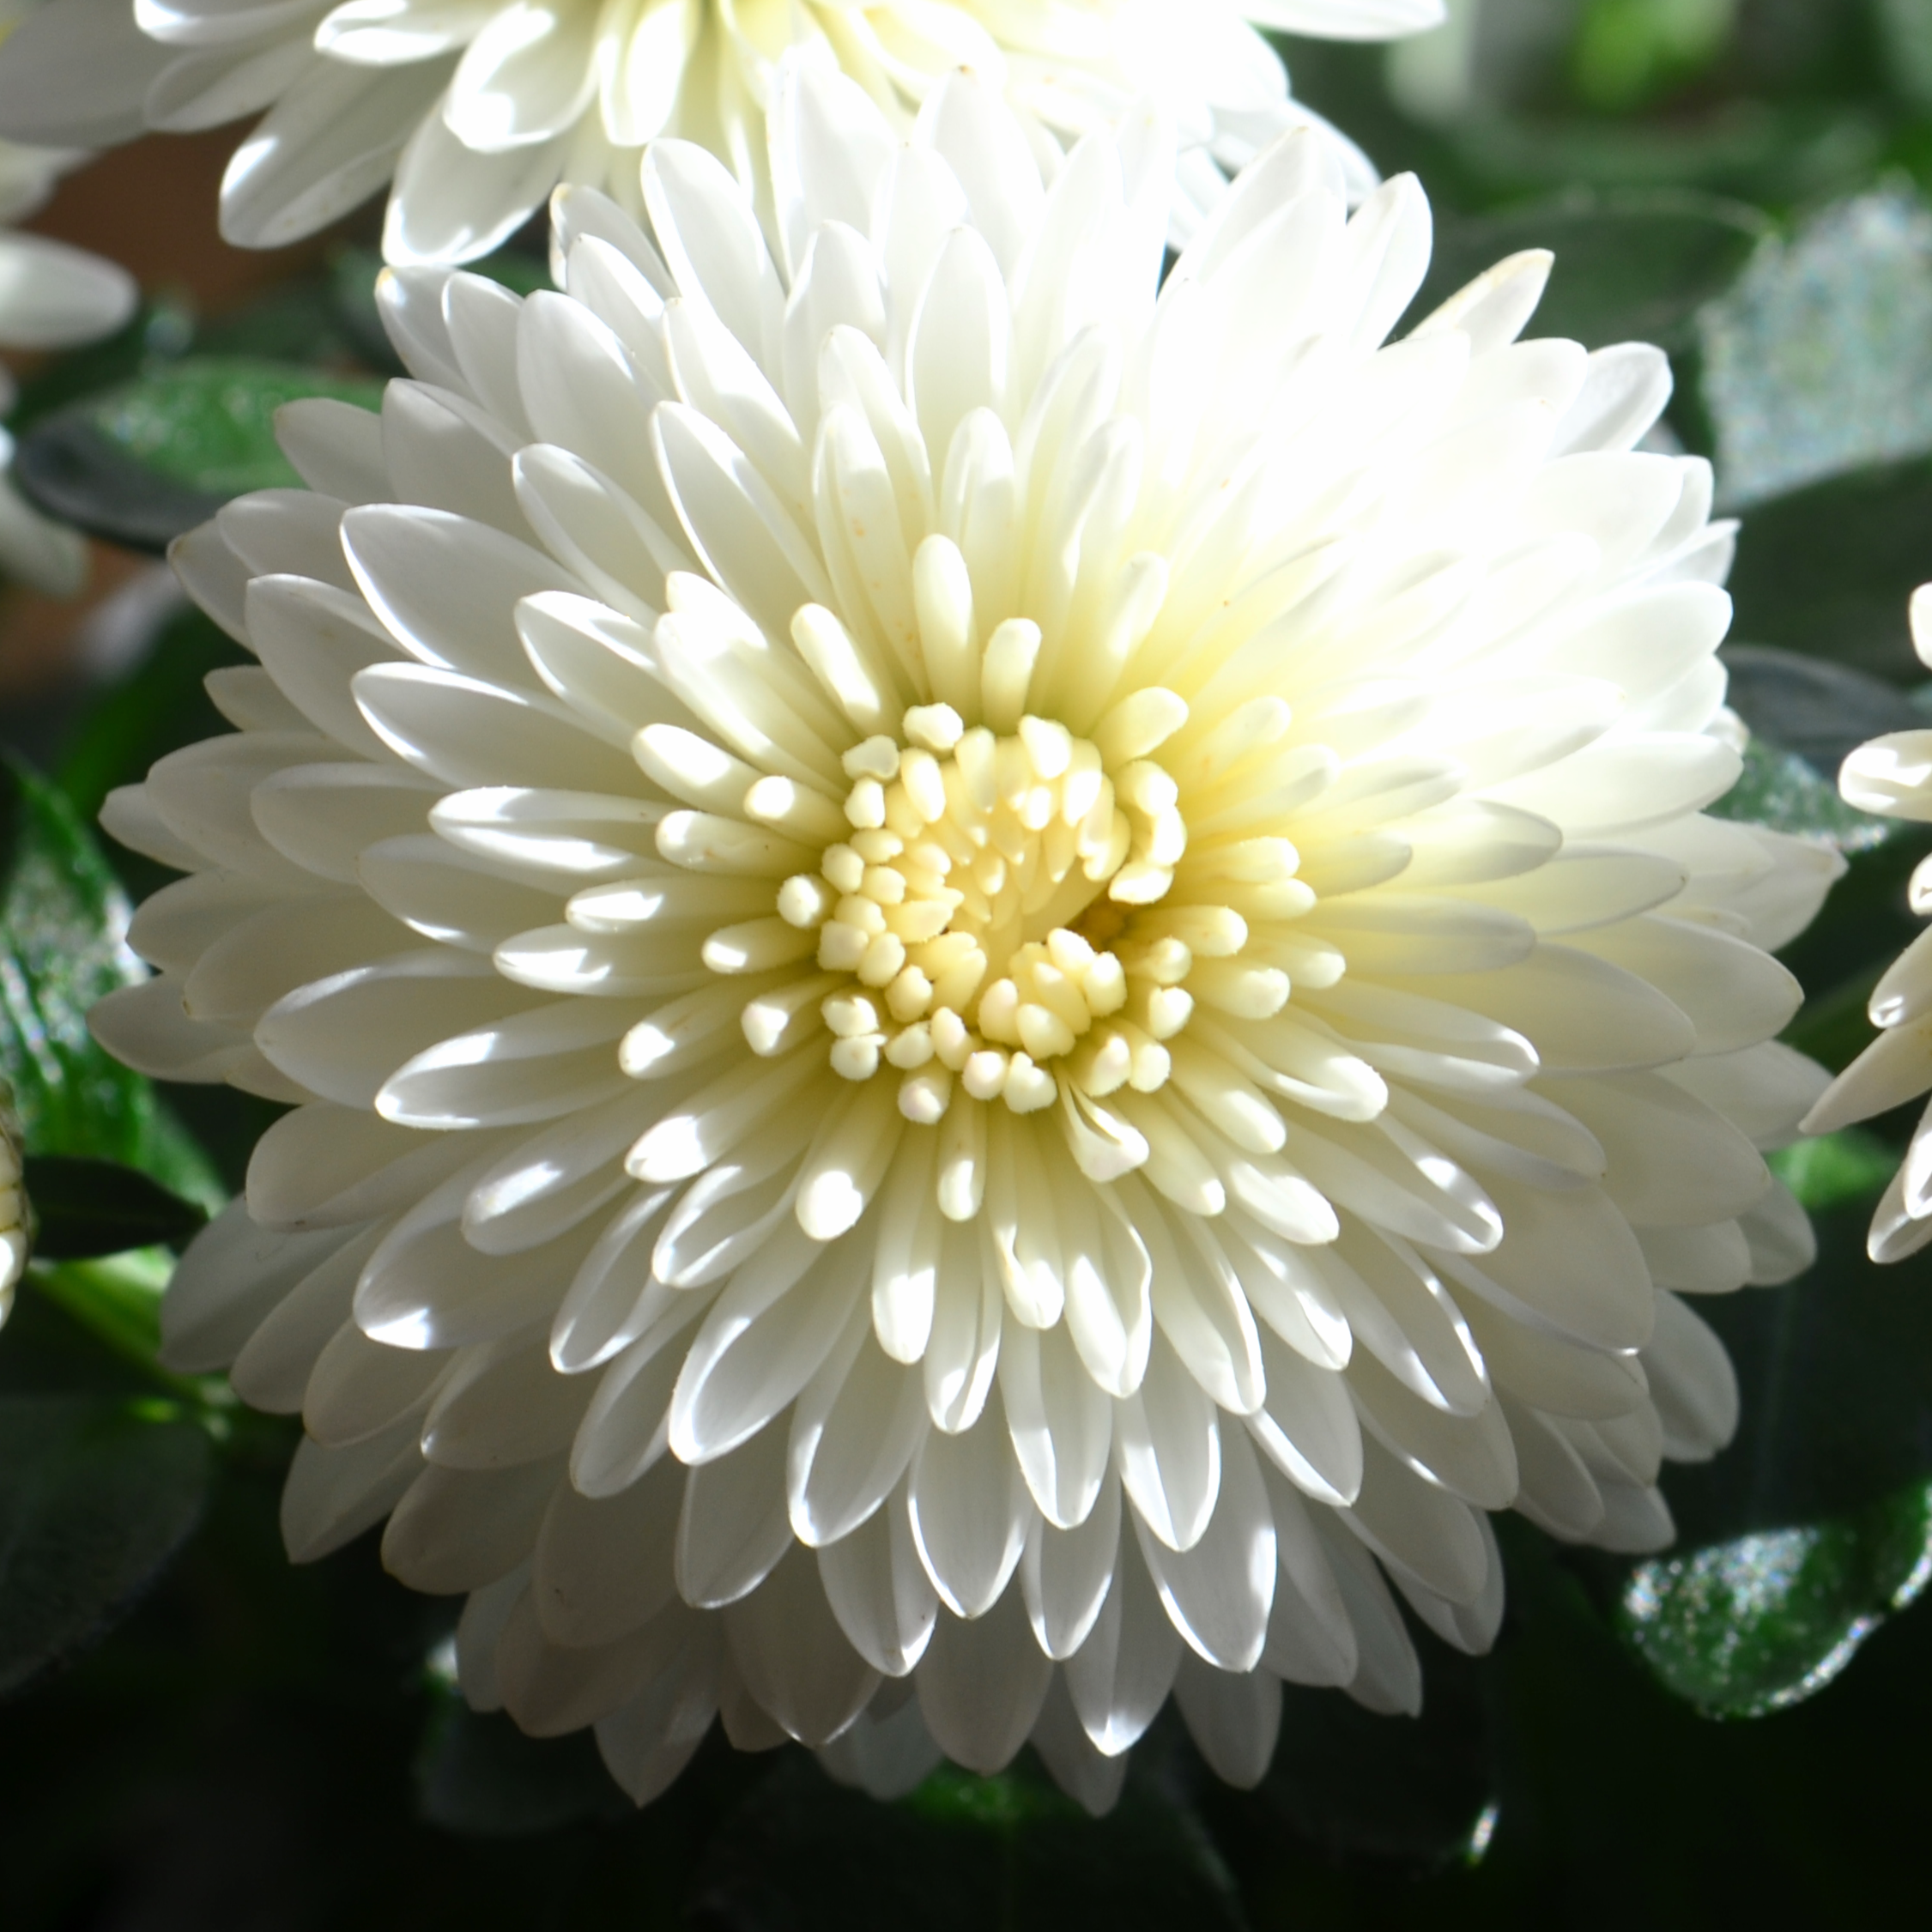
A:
[96, 63, 1837, 1808]
[1801, 584, 1932, 1261]
[0, 0, 1439, 265]
[0, 140, 138, 592]
[0, 1077, 28, 1321]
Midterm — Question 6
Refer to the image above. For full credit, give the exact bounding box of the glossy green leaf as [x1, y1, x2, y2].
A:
[90, 358, 383, 495]
[0, 760, 221, 1209]
[1621, 1481, 1932, 1716]
[0, 1395, 210, 1699]
[23, 1156, 207, 1261]
[1418, 187, 1768, 352]
[15, 357, 383, 552]
[1703, 188, 1932, 508]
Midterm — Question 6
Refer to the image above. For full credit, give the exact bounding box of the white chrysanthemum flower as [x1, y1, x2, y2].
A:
[96, 64, 1838, 1810]
[0, 139, 138, 593]
[0, 1076, 27, 1321]
[0, 0, 1439, 265]
[1801, 584, 1932, 1261]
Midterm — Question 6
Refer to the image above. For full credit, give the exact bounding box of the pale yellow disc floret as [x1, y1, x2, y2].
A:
[770, 700, 1192, 1123]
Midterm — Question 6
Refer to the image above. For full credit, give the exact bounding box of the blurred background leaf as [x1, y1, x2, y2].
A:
[0, 1395, 209, 1699]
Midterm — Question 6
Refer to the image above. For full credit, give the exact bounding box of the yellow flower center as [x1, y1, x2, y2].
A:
[778, 700, 1190, 1118]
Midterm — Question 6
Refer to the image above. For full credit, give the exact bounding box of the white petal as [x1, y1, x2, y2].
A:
[1135, 1424, 1275, 1671]
[161, 1202, 358, 1373]
[280, 1417, 422, 1562]
[788, 1296, 928, 1547]
[0, 0, 173, 146]
[998, 1317, 1112, 1530]
[818, 1482, 940, 1678]
[222, 58, 445, 248]
[1062, 1529, 1180, 1755]
[533, 1451, 682, 1645]
[383, 1458, 560, 1592]
[908, 1388, 1032, 1618]
[673, 1418, 793, 1608]
[723, 1542, 880, 1747]
[421, 1327, 594, 1468]
[1112, 1335, 1220, 1553]
[343, 504, 579, 690]
[1172, 1655, 1281, 1790]
[0, 232, 136, 350]
[384, 102, 569, 266]
[914, 1584, 1051, 1774]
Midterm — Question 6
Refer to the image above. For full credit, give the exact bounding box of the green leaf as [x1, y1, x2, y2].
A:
[1418, 186, 1768, 352]
[1620, 1480, 1932, 1716]
[0, 760, 221, 1210]
[1776, 825, 1932, 1057]
[0, 1394, 210, 1698]
[1780, 960, 1890, 1072]
[1722, 643, 1926, 784]
[1726, 455, 1932, 684]
[27, 1251, 177, 1383]
[23, 1157, 207, 1261]
[15, 357, 383, 553]
[1572, 0, 1737, 113]
[1702, 187, 1932, 508]
[1769, 1130, 1899, 1214]
[1706, 731, 1893, 851]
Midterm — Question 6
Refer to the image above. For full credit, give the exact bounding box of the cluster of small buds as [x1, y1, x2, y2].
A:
[0, 1077, 27, 1319]
[771, 704, 1194, 1119]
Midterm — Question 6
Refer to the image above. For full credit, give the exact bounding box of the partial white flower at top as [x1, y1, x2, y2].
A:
[0, 1076, 27, 1322]
[0, 140, 139, 594]
[0, 0, 1442, 265]
[1802, 584, 1932, 1261]
[94, 62, 1837, 1811]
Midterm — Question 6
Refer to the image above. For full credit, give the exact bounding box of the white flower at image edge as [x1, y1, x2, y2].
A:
[1802, 583, 1932, 1262]
[0, 0, 1443, 264]
[0, 1077, 27, 1318]
[0, 140, 138, 594]
[93, 63, 1840, 1810]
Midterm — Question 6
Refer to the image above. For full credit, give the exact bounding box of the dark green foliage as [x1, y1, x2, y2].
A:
[0, 1395, 209, 1699]
[22, 1156, 207, 1261]
[0, 760, 220, 1208]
